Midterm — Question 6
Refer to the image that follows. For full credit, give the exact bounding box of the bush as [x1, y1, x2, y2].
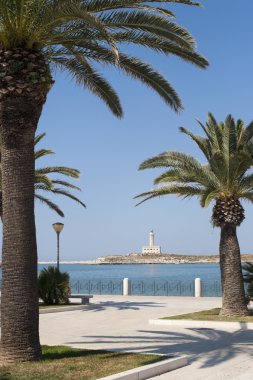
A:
[245, 283, 253, 303]
[38, 266, 71, 305]
[242, 262, 253, 303]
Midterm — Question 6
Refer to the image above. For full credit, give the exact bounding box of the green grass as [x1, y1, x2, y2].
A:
[0, 346, 166, 380]
[163, 308, 253, 322]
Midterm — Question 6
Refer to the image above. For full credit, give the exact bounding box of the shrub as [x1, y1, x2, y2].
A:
[38, 266, 71, 305]
[242, 262, 253, 303]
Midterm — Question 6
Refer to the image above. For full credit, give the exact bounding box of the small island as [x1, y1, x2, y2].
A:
[96, 230, 252, 264]
[95, 252, 253, 265]
[36, 230, 253, 265]
[94, 230, 253, 264]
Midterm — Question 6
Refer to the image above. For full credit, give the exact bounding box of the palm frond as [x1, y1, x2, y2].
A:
[35, 132, 46, 146]
[83, 0, 201, 14]
[199, 188, 218, 207]
[111, 32, 208, 68]
[32, 131, 86, 215]
[0, 0, 207, 114]
[36, 166, 80, 178]
[34, 175, 53, 189]
[100, 10, 196, 49]
[44, 1, 120, 61]
[136, 113, 253, 213]
[35, 149, 55, 160]
[139, 151, 203, 172]
[51, 188, 86, 208]
[242, 120, 253, 144]
[179, 126, 212, 159]
[53, 54, 123, 117]
[35, 194, 65, 217]
[51, 180, 81, 191]
[153, 165, 217, 188]
[134, 185, 202, 206]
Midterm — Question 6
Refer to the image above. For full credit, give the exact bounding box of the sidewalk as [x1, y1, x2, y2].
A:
[39, 295, 253, 379]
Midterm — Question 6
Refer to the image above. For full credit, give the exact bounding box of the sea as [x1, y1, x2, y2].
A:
[0, 263, 222, 296]
[37, 263, 221, 282]
[39, 263, 222, 297]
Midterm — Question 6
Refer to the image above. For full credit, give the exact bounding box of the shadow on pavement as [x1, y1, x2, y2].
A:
[66, 328, 253, 369]
[85, 300, 167, 312]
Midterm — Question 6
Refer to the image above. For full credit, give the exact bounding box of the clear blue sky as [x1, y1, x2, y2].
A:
[22, 0, 253, 261]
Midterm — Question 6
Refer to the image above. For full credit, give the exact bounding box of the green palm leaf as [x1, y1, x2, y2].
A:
[34, 133, 86, 214]
[0, 132, 86, 217]
[136, 113, 253, 209]
[0, 0, 208, 114]
[36, 166, 80, 178]
[35, 194, 65, 217]
[50, 188, 86, 208]
[134, 185, 202, 205]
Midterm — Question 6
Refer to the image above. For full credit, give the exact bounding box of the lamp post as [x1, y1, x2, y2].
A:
[52, 222, 64, 270]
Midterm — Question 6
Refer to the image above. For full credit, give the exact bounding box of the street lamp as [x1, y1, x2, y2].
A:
[52, 222, 64, 270]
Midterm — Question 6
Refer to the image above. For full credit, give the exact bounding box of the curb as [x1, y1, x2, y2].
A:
[39, 305, 86, 314]
[98, 355, 188, 380]
[149, 318, 253, 330]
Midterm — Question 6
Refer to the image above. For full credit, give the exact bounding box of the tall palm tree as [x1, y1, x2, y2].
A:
[0, 0, 208, 362]
[135, 114, 253, 317]
[0, 132, 86, 218]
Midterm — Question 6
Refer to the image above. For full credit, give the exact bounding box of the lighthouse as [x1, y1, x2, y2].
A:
[142, 230, 161, 254]
[149, 230, 154, 247]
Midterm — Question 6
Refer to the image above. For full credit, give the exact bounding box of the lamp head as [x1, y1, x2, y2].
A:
[52, 222, 64, 233]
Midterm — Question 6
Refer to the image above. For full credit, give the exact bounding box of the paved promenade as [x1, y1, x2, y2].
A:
[39, 295, 253, 379]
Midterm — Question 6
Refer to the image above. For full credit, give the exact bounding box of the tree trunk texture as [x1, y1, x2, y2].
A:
[0, 96, 43, 362]
[219, 225, 249, 316]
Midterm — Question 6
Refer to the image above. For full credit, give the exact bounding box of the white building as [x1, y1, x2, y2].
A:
[142, 230, 161, 254]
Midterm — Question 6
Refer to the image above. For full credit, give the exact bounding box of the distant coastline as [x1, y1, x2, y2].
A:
[36, 253, 253, 265]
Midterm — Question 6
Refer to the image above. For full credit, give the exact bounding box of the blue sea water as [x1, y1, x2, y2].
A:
[37, 263, 221, 282]
[0, 263, 222, 296]
[37, 263, 222, 297]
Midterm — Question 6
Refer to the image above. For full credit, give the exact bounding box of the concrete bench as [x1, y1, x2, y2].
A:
[70, 294, 93, 304]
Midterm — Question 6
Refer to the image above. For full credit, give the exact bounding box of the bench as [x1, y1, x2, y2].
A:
[70, 294, 93, 304]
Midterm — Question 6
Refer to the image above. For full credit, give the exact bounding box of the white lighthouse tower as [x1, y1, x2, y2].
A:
[142, 230, 161, 254]
[149, 230, 154, 247]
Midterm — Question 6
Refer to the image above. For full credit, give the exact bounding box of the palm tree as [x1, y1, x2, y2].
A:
[0, 0, 208, 362]
[0, 132, 86, 218]
[135, 113, 253, 317]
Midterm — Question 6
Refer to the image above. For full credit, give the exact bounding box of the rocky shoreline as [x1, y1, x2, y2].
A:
[95, 253, 253, 265]
[35, 253, 253, 265]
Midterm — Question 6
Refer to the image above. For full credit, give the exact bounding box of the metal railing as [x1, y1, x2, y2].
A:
[70, 278, 222, 297]
[201, 280, 222, 297]
[0, 277, 223, 297]
[71, 279, 123, 295]
[129, 280, 194, 296]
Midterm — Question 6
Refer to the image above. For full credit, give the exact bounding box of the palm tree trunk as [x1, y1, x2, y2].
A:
[219, 225, 248, 316]
[0, 96, 43, 362]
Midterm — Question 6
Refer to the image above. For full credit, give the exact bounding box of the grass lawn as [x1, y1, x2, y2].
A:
[163, 308, 253, 323]
[0, 346, 165, 380]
